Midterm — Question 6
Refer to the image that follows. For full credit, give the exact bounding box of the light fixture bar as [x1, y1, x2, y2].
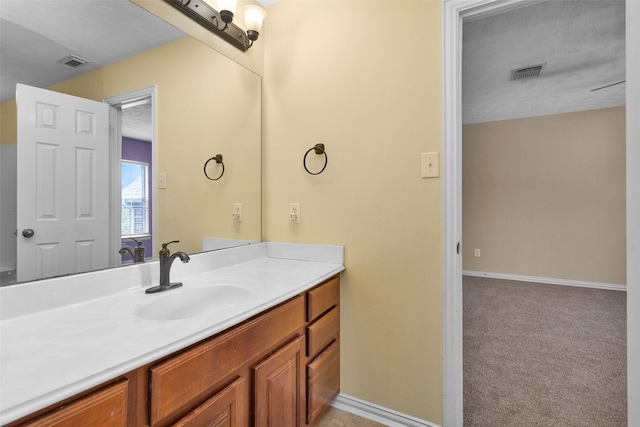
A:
[164, 0, 250, 51]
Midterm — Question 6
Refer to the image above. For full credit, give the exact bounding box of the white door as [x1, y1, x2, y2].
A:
[16, 84, 110, 282]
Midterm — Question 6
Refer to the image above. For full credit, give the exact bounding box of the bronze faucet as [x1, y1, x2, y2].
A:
[145, 241, 191, 294]
[119, 238, 145, 263]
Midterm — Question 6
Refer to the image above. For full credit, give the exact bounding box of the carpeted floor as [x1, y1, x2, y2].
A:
[463, 276, 627, 426]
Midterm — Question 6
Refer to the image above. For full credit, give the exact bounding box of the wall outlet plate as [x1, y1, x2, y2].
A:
[233, 203, 243, 222]
[289, 202, 301, 224]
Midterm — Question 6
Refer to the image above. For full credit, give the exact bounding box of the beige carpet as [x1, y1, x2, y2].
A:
[463, 276, 627, 426]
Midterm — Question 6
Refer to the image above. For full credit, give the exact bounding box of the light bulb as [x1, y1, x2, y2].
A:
[244, 4, 266, 41]
[244, 5, 266, 32]
[217, 0, 236, 14]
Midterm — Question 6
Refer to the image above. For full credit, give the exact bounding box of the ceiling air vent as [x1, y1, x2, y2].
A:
[510, 63, 546, 81]
[61, 55, 90, 68]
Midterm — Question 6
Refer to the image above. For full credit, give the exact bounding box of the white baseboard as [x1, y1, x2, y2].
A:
[463, 270, 626, 292]
[331, 393, 440, 427]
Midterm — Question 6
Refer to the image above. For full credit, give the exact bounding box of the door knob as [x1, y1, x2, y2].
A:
[22, 228, 35, 238]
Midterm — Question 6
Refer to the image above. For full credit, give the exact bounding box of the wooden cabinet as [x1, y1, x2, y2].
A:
[172, 378, 246, 427]
[306, 276, 340, 323]
[307, 341, 340, 425]
[10, 275, 340, 427]
[304, 276, 341, 426]
[306, 307, 339, 358]
[148, 296, 304, 426]
[16, 380, 129, 427]
[253, 336, 305, 426]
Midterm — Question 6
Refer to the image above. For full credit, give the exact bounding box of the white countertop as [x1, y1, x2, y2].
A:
[0, 242, 344, 424]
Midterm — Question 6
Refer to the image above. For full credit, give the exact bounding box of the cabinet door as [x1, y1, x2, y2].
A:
[172, 377, 246, 427]
[307, 341, 340, 425]
[19, 381, 128, 427]
[253, 336, 305, 427]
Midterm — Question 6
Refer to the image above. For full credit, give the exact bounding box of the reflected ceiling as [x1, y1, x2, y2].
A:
[0, 0, 185, 103]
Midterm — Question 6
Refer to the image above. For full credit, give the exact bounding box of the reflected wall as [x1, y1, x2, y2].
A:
[0, 35, 262, 276]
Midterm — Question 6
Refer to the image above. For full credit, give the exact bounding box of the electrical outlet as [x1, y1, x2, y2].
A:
[233, 203, 243, 222]
[474, 248, 481, 257]
[289, 203, 301, 224]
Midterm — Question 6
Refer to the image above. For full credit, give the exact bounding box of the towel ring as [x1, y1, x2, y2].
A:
[303, 144, 328, 175]
[204, 154, 225, 181]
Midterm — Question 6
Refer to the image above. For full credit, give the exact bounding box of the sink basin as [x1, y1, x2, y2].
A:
[136, 285, 250, 321]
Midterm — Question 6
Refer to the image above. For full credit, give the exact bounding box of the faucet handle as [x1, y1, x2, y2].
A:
[161, 240, 180, 250]
[159, 240, 180, 257]
[130, 237, 143, 247]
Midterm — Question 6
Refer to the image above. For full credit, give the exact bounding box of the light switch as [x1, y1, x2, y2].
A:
[421, 152, 440, 178]
[158, 172, 167, 189]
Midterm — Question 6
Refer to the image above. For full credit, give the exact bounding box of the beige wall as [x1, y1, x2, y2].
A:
[463, 107, 626, 285]
[262, 1, 443, 423]
[1, 36, 262, 254]
[0, 102, 17, 146]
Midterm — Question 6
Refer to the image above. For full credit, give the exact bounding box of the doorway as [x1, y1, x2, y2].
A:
[442, 0, 638, 425]
[105, 86, 157, 264]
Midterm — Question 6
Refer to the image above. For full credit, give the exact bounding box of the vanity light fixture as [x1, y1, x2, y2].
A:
[165, 0, 266, 51]
[213, 0, 237, 29]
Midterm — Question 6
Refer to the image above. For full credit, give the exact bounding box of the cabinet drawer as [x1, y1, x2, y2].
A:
[306, 341, 340, 425]
[149, 296, 304, 425]
[172, 377, 246, 427]
[20, 380, 128, 427]
[306, 276, 340, 322]
[306, 306, 339, 358]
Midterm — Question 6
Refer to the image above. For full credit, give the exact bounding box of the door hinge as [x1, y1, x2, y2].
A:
[456, 242, 460, 255]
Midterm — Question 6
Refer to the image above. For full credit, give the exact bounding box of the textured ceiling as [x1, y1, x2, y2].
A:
[462, 0, 625, 125]
[1, 0, 626, 130]
[0, 0, 185, 140]
[122, 103, 154, 141]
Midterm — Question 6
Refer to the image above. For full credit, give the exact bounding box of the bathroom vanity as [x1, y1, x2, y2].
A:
[0, 243, 344, 426]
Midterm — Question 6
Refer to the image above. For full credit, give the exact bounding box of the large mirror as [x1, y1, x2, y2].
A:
[0, 0, 262, 286]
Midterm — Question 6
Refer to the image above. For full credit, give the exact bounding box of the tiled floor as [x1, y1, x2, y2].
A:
[317, 407, 386, 426]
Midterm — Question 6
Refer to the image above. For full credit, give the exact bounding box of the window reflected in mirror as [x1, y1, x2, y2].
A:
[121, 161, 150, 238]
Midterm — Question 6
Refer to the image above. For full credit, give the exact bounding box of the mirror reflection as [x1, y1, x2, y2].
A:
[0, 0, 262, 286]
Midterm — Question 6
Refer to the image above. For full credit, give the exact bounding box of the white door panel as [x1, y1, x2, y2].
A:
[16, 84, 110, 282]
